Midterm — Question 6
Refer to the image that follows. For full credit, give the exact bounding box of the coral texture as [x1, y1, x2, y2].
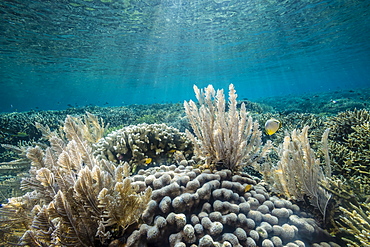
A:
[337, 201, 370, 246]
[326, 109, 370, 189]
[0, 114, 152, 246]
[184, 84, 271, 172]
[257, 126, 331, 218]
[93, 123, 193, 172]
[126, 164, 338, 247]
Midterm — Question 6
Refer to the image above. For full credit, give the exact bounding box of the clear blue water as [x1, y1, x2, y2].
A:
[1, 0, 369, 112]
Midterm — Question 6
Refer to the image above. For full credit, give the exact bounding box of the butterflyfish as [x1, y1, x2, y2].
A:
[264, 118, 282, 135]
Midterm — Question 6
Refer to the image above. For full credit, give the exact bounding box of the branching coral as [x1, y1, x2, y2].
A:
[0, 114, 152, 246]
[184, 84, 271, 172]
[326, 109, 370, 143]
[319, 177, 370, 245]
[325, 109, 370, 194]
[337, 202, 370, 246]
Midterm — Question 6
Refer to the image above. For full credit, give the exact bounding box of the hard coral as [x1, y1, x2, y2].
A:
[126, 164, 336, 247]
[93, 123, 193, 173]
[338, 202, 370, 247]
[326, 109, 370, 191]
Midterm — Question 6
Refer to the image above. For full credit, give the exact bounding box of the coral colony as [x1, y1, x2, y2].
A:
[0, 84, 369, 246]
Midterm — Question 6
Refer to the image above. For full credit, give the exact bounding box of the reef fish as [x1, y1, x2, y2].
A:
[264, 118, 282, 135]
[0, 127, 28, 137]
[244, 184, 253, 192]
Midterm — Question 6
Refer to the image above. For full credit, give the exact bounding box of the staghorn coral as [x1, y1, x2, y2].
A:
[184, 84, 272, 172]
[337, 202, 370, 246]
[93, 123, 193, 173]
[258, 126, 331, 219]
[319, 177, 369, 245]
[324, 109, 370, 196]
[329, 124, 370, 184]
[315, 109, 370, 243]
[326, 109, 370, 143]
[0, 114, 152, 246]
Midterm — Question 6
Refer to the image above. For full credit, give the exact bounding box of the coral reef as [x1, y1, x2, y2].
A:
[3, 85, 370, 246]
[0, 104, 187, 202]
[256, 112, 325, 140]
[93, 123, 194, 173]
[255, 88, 370, 114]
[337, 201, 370, 247]
[256, 126, 331, 219]
[320, 177, 370, 246]
[322, 177, 370, 246]
[325, 109, 370, 187]
[184, 84, 271, 172]
[0, 104, 186, 148]
[0, 114, 152, 246]
[125, 164, 338, 247]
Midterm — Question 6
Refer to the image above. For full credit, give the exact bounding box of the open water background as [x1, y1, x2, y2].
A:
[1, 0, 369, 112]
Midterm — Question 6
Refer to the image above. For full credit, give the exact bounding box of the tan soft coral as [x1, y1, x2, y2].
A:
[184, 84, 271, 172]
[0, 114, 152, 246]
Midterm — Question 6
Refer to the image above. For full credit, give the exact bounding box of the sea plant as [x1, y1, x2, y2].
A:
[259, 126, 332, 218]
[184, 84, 272, 172]
[0, 114, 152, 246]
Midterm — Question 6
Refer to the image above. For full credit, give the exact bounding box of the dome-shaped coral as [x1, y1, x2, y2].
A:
[94, 123, 194, 172]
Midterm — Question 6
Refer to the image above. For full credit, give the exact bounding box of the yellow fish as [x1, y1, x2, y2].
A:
[244, 184, 253, 192]
[264, 118, 282, 135]
[144, 158, 152, 164]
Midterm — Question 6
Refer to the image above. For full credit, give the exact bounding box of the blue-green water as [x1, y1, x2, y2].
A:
[1, 0, 369, 112]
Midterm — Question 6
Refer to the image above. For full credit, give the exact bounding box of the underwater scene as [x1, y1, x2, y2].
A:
[1, 0, 370, 246]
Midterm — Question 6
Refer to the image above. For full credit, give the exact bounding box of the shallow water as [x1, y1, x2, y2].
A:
[1, 2, 369, 245]
[1, 0, 370, 112]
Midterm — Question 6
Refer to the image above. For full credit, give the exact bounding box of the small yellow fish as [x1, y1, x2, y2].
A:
[144, 158, 152, 164]
[264, 118, 282, 135]
[274, 169, 283, 174]
[244, 184, 253, 192]
[168, 149, 177, 153]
